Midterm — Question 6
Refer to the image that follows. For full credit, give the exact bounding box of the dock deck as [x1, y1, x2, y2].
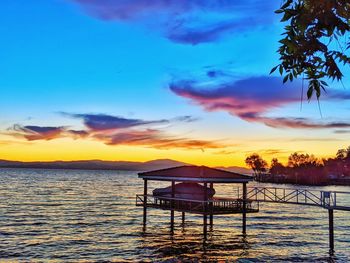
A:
[136, 195, 259, 215]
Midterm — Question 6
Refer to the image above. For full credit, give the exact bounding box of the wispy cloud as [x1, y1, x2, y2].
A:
[166, 17, 267, 45]
[289, 137, 344, 142]
[8, 125, 88, 141]
[333, 130, 350, 134]
[6, 113, 225, 151]
[67, 129, 90, 138]
[9, 125, 66, 141]
[213, 149, 239, 155]
[61, 112, 169, 131]
[68, 0, 275, 44]
[95, 128, 223, 150]
[257, 149, 288, 155]
[0, 139, 33, 146]
[170, 75, 350, 129]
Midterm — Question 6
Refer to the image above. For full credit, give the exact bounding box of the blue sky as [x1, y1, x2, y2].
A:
[1, 0, 350, 166]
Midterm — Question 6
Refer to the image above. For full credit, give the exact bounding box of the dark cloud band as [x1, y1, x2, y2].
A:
[68, 0, 275, 44]
[170, 75, 350, 129]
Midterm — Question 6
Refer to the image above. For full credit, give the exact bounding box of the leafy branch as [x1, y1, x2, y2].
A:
[271, 0, 350, 99]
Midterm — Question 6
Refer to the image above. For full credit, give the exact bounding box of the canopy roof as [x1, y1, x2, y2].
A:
[138, 165, 252, 183]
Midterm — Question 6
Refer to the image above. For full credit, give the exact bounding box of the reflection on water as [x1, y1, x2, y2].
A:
[0, 168, 349, 262]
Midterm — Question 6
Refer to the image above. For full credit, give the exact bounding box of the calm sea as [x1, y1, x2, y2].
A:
[0, 168, 349, 262]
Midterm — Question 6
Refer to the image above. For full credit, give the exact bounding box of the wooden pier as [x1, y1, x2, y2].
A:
[237, 186, 350, 255]
[136, 166, 350, 255]
[136, 165, 256, 238]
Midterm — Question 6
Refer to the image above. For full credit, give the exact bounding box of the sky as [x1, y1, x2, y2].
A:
[1, 0, 350, 167]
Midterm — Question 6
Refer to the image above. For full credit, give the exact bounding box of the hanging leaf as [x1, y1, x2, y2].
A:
[272, 0, 350, 99]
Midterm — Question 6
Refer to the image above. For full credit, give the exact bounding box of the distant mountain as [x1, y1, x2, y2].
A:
[216, 166, 252, 175]
[0, 159, 188, 172]
[0, 159, 250, 174]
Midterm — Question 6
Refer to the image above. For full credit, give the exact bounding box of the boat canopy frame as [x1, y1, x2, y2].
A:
[137, 165, 254, 238]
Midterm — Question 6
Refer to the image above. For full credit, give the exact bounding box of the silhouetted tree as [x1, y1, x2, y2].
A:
[270, 158, 285, 178]
[287, 152, 319, 168]
[336, 146, 350, 159]
[244, 145, 350, 185]
[245, 153, 268, 180]
[286, 152, 324, 184]
[272, 0, 350, 99]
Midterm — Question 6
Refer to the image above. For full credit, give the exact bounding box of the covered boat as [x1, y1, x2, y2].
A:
[153, 182, 215, 200]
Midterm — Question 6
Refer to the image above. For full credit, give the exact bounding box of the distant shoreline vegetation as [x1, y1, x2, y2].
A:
[0, 159, 251, 175]
[245, 146, 350, 186]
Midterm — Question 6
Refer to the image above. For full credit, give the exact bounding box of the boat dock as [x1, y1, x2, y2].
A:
[136, 195, 259, 215]
[136, 165, 350, 255]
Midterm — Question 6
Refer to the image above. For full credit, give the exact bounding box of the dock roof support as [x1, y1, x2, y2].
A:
[143, 179, 147, 229]
[242, 182, 247, 235]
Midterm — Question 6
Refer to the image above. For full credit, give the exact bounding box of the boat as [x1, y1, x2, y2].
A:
[153, 182, 215, 200]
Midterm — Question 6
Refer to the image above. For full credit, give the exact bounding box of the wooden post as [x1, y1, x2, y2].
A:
[143, 179, 147, 228]
[203, 182, 208, 239]
[242, 182, 247, 235]
[329, 209, 334, 255]
[170, 181, 175, 233]
[209, 183, 213, 227]
[182, 212, 185, 225]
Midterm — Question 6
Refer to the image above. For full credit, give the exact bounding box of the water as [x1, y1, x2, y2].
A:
[0, 168, 349, 262]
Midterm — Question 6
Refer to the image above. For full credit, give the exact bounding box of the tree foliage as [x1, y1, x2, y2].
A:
[245, 153, 268, 176]
[270, 158, 285, 175]
[336, 146, 350, 159]
[287, 152, 320, 167]
[272, 0, 350, 99]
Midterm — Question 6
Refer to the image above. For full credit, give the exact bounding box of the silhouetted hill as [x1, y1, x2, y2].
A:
[0, 159, 250, 173]
[216, 166, 252, 175]
[0, 159, 189, 171]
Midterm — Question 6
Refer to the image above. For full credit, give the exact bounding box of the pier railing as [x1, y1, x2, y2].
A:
[136, 194, 259, 214]
[236, 187, 350, 211]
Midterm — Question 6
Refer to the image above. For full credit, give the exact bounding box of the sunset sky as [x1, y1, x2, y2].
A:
[1, 0, 350, 167]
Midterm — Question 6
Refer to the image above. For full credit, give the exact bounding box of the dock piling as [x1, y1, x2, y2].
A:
[143, 179, 147, 228]
[328, 209, 334, 255]
[210, 183, 214, 228]
[203, 214, 207, 239]
[170, 181, 175, 233]
[203, 182, 208, 239]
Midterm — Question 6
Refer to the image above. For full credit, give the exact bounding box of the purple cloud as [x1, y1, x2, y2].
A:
[170, 75, 350, 129]
[170, 76, 300, 116]
[69, 0, 267, 20]
[67, 129, 90, 138]
[60, 112, 221, 149]
[68, 0, 275, 44]
[9, 125, 67, 141]
[7, 113, 221, 150]
[167, 17, 269, 45]
[62, 113, 169, 131]
[62, 113, 197, 131]
[8, 125, 90, 141]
